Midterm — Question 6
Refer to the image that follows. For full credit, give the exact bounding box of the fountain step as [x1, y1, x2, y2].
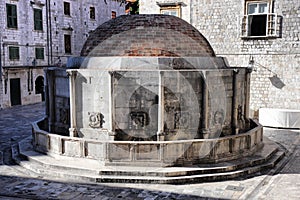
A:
[12, 136, 286, 184]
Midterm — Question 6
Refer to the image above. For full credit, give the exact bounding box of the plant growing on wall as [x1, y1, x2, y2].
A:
[125, 0, 139, 15]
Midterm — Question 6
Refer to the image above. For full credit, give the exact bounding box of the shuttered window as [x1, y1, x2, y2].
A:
[35, 48, 44, 59]
[34, 9, 43, 31]
[9, 46, 20, 60]
[242, 1, 280, 38]
[6, 4, 17, 28]
[64, 35, 71, 54]
[64, 2, 70, 16]
[90, 7, 95, 19]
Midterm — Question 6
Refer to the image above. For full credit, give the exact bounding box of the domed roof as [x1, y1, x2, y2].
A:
[80, 14, 215, 57]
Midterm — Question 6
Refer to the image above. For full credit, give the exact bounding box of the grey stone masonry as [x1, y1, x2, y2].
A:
[140, 0, 300, 116]
[0, 0, 125, 108]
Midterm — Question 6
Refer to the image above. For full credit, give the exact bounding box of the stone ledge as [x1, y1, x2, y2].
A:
[259, 108, 300, 129]
[32, 119, 263, 166]
[14, 136, 285, 184]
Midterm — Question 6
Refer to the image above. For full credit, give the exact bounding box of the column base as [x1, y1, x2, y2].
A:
[157, 131, 165, 141]
[69, 128, 78, 137]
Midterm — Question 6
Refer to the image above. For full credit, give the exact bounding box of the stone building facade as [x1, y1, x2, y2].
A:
[140, 0, 300, 116]
[0, 0, 124, 108]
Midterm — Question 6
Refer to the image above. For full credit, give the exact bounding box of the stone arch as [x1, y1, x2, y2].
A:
[35, 75, 45, 101]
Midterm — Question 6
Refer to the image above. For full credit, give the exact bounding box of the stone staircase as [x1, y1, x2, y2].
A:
[12, 136, 286, 184]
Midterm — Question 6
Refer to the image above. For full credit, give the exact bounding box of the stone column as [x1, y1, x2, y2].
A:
[201, 71, 209, 138]
[46, 69, 55, 133]
[244, 67, 253, 129]
[67, 70, 78, 137]
[232, 69, 239, 135]
[157, 71, 164, 141]
[108, 71, 115, 139]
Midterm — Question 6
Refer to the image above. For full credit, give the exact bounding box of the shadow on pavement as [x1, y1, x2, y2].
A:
[0, 174, 230, 200]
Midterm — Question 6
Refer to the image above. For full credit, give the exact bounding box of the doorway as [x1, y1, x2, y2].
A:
[35, 76, 45, 101]
[10, 78, 21, 106]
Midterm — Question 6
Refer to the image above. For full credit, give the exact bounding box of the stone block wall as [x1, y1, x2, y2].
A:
[0, 0, 48, 67]
[1, 68, 45, 107]
[140, 0, 191, 23]
[50, 0, 125, 64]
[140, 0, 300, 115]
[0, 0, 125, 108]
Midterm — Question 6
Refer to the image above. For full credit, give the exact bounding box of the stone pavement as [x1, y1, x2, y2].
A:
[0, 103, 299, 199]
[0, 103, 45, 165]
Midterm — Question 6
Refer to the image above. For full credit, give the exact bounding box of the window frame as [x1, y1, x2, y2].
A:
[90, 6, 95, 20]
[242, 0, 279, 39]
[157, 2, 182, 18]
[63, 2, 71, 16]
[111, 11, 116, 19]
[35, 47, 44, 60]
[160, 6, 181, 18]
[64, 34, 72, 54]
[34, 8, 43, 31]
[6, 4, 18, 29]
[9, 46, 20, 60]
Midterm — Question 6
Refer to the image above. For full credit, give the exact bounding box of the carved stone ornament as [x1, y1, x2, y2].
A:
[213, 110, 224, 125]
[59, 108, 69, 124]
[88, 112, 105, 128]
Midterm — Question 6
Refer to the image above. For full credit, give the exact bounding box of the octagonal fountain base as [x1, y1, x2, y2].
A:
[31, 119, 267, 167]
[13, 135, 285, 184]
[10, 119, 286, 184]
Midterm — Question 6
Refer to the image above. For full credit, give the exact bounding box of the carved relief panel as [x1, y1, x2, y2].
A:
[88, 112, 105, 128]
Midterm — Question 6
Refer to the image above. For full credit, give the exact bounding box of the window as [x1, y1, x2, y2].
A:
[160, 8, 180, 17]
[64, 2, 70, 16]
[111, 11, 116, 19]
[6, 4, 17, 28]
[34, 9, 43, 31]
[90, 7, 95, 19]
[64, 34, 71, 54]
[35, 48, 44, 59]
[157, 2, 181, 18]
[9, 46, 20, 60]
[242, 0, 279, 38]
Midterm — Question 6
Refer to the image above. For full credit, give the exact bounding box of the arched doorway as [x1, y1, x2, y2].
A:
[35, 76, 45, 101]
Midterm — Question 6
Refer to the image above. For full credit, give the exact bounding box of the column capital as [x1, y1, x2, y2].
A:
[66, 70, 77, 78]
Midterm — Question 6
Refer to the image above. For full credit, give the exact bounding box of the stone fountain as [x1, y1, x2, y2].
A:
[23, 15, 284, 183]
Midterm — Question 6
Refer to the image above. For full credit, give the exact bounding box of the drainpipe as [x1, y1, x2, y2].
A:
[46, 0, 50, 66]
[48, 0, 53, 64]
[0, 40, 2, 81]
[232, 69, 239, 135]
